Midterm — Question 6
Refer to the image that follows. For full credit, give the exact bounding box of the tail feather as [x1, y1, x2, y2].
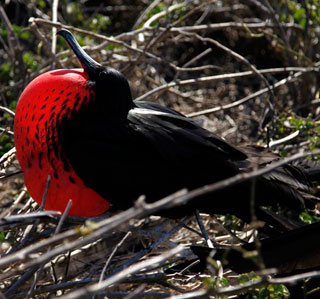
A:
[238, 145, 320, 215]
[293, 159, 320, 182]
[187, 221, 320, 274]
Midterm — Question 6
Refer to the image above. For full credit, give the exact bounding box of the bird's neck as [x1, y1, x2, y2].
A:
[94, 82, 135, 119]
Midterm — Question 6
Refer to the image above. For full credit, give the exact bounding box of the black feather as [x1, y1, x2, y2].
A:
[56, 62, 319, 221]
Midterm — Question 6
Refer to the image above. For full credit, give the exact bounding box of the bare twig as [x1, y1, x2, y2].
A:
[0, 189, 27, 218]
[195, 210, 214, 248]
[269, 130, 300, 148]
[0, 147, 16, 169]
[0, 105, 15, 116]
[136, 66, 318, 103]
[26, 199, 72, 298]
[170, 270, 320, 298]
[176, 29, 276, 110]
[143, 2, 187, 28]
[112, 218, 190, 274]
[122, 21, 303, 40]
[98, 231, 132, 282]
[132, 0, 162, 29]
[38, 175, 51, 211]
[187, 68, 317, 117]
[51, 0, 59, 59]
[61, 246, 185, 298]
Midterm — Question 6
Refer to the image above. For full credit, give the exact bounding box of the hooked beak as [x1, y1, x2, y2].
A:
[57, 29, 103, 79]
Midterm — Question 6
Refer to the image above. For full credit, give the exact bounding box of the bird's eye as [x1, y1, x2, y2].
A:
[99, 71, 108, 79]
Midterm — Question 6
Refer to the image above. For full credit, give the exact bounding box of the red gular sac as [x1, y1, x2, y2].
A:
[14, 69, 110, 216]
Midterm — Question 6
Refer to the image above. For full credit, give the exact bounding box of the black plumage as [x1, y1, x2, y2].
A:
[58, 29, 320, 222]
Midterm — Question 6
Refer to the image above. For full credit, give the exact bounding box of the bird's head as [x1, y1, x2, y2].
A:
[57, 29, 134, 116]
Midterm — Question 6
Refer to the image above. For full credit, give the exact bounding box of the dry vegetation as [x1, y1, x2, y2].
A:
[1, 0, 320, 298]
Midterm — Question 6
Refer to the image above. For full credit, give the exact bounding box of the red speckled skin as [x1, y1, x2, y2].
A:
[14, 69, 110, 216]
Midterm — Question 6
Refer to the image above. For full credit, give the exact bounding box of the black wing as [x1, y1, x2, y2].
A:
[62, 102, 248, 214]
[62, 102, 318, 220]
[128, 105, 247, 162]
